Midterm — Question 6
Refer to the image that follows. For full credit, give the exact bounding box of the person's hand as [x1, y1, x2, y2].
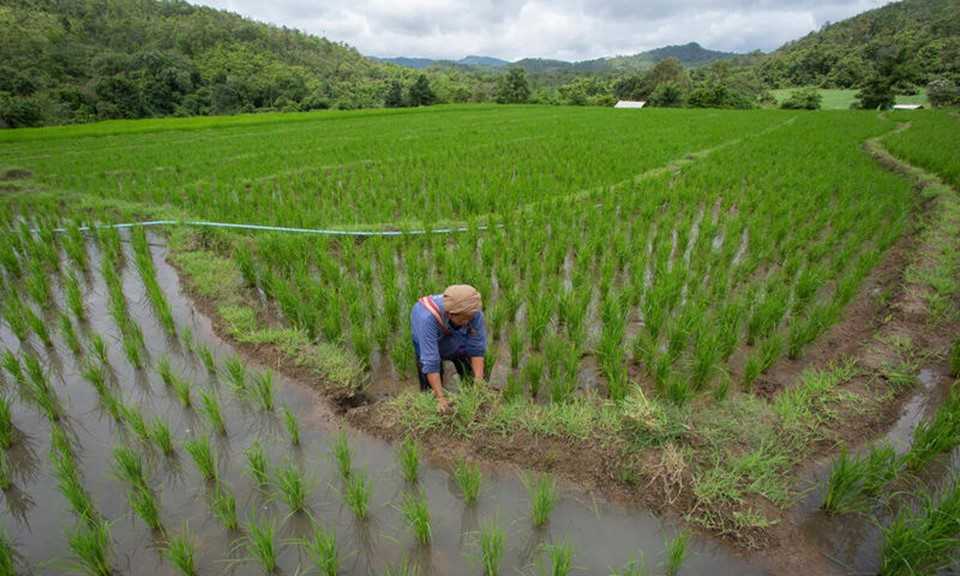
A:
[437, 397, 451, 414]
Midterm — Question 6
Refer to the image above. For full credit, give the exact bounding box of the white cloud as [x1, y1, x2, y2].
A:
[192, 0, 894, 60]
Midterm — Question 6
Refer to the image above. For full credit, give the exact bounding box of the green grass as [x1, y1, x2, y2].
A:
[663, 531, 689, 576]
[397, 436, 419, 483]
[184, 436, 218, 482]
[332, 431, 352, 480]
[245, 518, 277, 574]
[0, 397, 14, 449]
[275, 462, 308, 514]
[880, 477, 960, 576]
[541, 543, 573, 576]
[128, 484, 163, 533]
[303, 525, 338, 576]
[903, 386, 960, 472]
[253, 370, 275, 411]
[282, 406, 300, 446]
[112, 444, 147, 489]
[0, 526, 17, 575]
[210, 482, 239, 531]
[343, 469, 371, 520]
[164, 527, 198, 576]
[67, 519, 113, 576]
[149, 417, 176, 456]
[479, 521, 505, 576]
[399, 491, 431, 544]
[453, 458, 482, 505]
[199, 390, 226, 436]
[527, 474, 557, 528]
[245, 440, 270, 488]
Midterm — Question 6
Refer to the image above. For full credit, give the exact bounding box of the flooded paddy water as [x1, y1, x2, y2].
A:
[0, 233, 767, 575]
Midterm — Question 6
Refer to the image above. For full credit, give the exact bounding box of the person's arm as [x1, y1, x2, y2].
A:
[465, 311, 488, 380]
[470, 355, 485, 381]
[426, 372, 449, 412]
[414, 304, 448, 411]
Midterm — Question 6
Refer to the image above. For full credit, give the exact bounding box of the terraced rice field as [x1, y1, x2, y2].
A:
[1, 105, 958, 574]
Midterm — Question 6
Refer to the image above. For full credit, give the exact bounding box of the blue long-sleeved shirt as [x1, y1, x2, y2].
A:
[410, 294, 487, 374]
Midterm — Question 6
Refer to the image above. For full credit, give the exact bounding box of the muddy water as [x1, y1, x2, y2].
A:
[0, 235, 766, 575]
[791, 368, 960, 575]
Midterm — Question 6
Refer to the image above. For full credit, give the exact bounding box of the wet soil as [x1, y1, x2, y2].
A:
[0, 235, 765, 575]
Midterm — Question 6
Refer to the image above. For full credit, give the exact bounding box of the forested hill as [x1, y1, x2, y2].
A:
[0, 0, 398, 124]
[755, 0, 960, 88]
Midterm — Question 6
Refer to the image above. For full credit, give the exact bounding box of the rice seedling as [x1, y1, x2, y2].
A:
[541, 543, 573, 576]
[509, 328, 524, 369]
[121, 403, 151, 444]
[253, 369, 275, 411]
[611, 558, 648, 576]
[332, 431, 352, 480]
[184, 436, 217, 482]
[210, 481, 239, 531]
[223, 356, 247, 395]
[149, 417, 176, 456]
[164, 527, 198, 576]
[112, 444, 147, 489]
[0, 294, 29, 343]
[245, 440, 270, 488]
[67, 519, 113, 576]
[902, 386, 960, 472]
[156, 355, 174, 387]
[282, 406, 300, 446]
[171, 374, 193, 408]
[245, 518, 278, 574]
[479, 520, 504, 576]
[0, 397, 14, 449]
[0, 526, 17, 575]
[527, 473, 557, 528]
[503, 373, 524, 403]
[397, 436, 419, 483]
[454, 458, 481, 505]
[879, 478, 960, 576]
[1, 351, 25, 390]
[663, 530, 689, 576]
[343, 469, 371, 520]
[199, 390, 226, 436]
[23, 305, 52, 347]
[383, 560, 419, 576]
[275, 462, 308, 514]
[66, 271, 86, 321]
[52, 448, 97, 524]
[129, 484, 163, 533]
[91, 334, 108, 366]
[23, 354, 62, 422]
[60, 312, 83, 356]
[303, 525, 338, 576]
[196, 344, 216, 373]
[523, 355, 544, 399]
[399, 490, 431, 544]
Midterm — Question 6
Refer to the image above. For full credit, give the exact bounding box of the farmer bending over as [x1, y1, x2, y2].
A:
[411, 284, 487, 413]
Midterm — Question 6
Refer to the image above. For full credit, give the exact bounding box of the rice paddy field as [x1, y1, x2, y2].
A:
[0, 104, 959, 575]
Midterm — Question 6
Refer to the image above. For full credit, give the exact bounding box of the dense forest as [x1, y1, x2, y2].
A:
[1, 0, 958, 127]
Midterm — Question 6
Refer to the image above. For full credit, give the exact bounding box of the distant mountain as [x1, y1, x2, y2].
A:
[458, 55, 510, 67]
[377, 55, 509, 69]
[378, 42, 740, 73]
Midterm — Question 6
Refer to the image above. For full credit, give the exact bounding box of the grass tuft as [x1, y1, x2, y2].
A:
[453, 458, 481, 505]
[397, 436, 419, 483]
[527, 473, 557, 528]
[399, 490, 431, 544]
[343, 469, 371, 520]
[164, 527, 198, 576]
[304, 525, 338, 576]
[479, 520, 504, 576]
[184, 436, 217, 482]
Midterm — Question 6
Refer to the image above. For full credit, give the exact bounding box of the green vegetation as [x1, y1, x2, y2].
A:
[527, 474, 558, 528]
[453, 458, 482, 505]
[210, 482, 239, 531]
[67, 520, 113, 576]
[245, 441, 270, 488]
[880, 478, 960, 576]
[344, 470, 371, 520]
[663, 531, 689, 576]
[184, 436, 218, 482]
[399, 491, 431, 544]
[164, 528, 198, 576]
[281, 406, 300, 446]
[332, 432, 352, 481]
[245, 518, 278, 574]
[303, 526, 338, 576]
[397, 436, 420, 483]
[275, 462, 308, 514]
[479, 521, 505, 576]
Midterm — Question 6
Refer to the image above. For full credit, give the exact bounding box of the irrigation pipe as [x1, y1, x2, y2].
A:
[44, 219, 495, 237]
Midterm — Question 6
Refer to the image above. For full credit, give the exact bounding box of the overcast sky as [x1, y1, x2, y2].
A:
[193, 0, 894, 61]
